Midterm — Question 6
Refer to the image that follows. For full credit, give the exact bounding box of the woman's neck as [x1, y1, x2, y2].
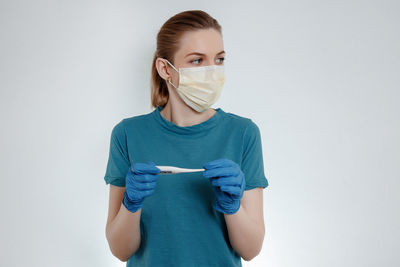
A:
[160, 101, 216, 127]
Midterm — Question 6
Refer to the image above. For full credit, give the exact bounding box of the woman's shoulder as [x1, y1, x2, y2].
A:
[221, 109, 263, 146]
[120, 109, 155, 126]
[110, 110, 154, 134]
[220, 108, 257, 129]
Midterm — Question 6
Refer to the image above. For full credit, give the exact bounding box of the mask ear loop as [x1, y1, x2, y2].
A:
[165, 59, 179, 89]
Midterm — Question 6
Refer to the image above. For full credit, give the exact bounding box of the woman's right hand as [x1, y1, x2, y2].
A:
[122, 161, 161, 213]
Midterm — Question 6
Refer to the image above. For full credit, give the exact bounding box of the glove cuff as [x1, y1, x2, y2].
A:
[214, 199, 241, 215]
[122, 191, 143, 213]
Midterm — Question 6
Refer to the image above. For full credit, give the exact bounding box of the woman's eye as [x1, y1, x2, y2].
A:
[191, 58, 202, 64]
[191, 57, 225, 64]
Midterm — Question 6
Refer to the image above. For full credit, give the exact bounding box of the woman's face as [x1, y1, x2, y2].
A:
[160, 28, 225, 89]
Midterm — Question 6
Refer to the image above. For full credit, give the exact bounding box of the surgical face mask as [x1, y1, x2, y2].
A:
[164, 59, 226, 113]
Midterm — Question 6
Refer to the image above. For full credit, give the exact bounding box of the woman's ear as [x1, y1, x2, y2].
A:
[155, 58, 171, 81]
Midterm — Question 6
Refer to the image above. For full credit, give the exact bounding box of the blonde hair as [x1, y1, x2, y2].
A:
[150, 10, 222, 109]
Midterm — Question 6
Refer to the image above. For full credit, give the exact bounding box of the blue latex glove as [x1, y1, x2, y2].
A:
[123, 161, 160, 213]
[202, 158, 246, 215]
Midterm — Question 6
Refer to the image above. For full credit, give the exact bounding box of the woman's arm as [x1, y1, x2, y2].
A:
[105, 185, 141, 262]
[224, 188, 265, 261]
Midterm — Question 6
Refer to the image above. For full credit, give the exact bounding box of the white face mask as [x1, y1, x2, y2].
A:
[164, 59, 226, 113]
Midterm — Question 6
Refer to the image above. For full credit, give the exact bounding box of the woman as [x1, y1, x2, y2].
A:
[104, 10, 269, 267]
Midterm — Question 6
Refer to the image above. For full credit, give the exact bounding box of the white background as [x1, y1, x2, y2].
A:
[0, 1, 399, 266]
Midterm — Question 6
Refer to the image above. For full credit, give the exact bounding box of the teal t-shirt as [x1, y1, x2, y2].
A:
[104, 105, 269, 267]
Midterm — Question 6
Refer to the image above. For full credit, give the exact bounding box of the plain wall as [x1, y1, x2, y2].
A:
[0, 1, 399, 266]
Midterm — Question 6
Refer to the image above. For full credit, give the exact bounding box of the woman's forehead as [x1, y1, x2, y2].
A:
[177, 29, 224, 57]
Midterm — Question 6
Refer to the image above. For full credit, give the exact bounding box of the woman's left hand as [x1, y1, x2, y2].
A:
[202, 158, 246, 215]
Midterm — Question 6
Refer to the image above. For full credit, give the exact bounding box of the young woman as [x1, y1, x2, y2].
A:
[104, 10, 269, 267]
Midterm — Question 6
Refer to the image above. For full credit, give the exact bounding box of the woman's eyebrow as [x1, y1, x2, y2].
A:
[185, 50, 225, 58]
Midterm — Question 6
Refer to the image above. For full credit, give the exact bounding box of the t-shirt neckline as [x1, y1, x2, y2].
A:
[152, 105, 223, 136]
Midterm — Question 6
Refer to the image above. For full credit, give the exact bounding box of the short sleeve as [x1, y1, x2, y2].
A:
[104, 120, 131, 187]
[241, 120, 269, 190]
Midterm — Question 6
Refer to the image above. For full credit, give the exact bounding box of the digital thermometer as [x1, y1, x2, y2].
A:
[155, 165, 205, 174]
